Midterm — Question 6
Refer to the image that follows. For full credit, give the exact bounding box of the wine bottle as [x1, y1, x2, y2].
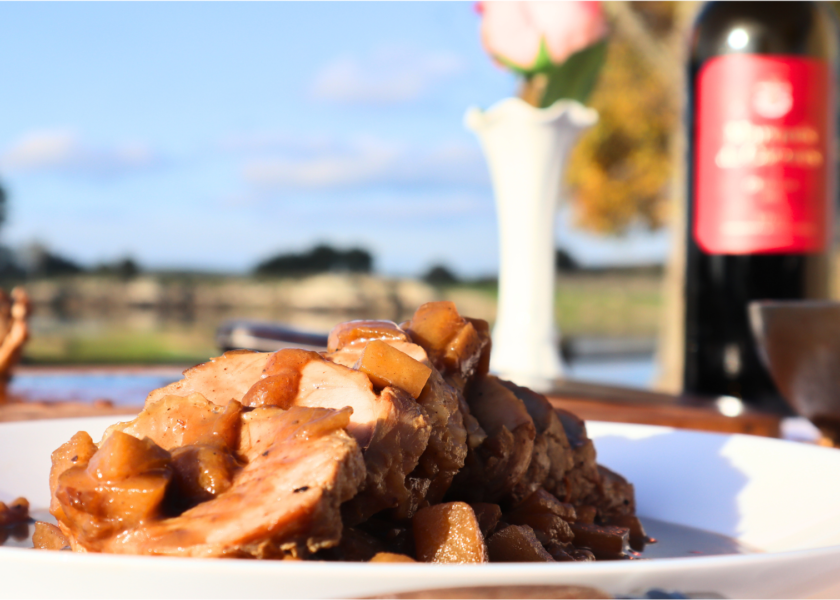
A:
[684, 1, 837, 413]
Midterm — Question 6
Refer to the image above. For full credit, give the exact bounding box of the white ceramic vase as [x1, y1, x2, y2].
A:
[466, 97, 597, 390]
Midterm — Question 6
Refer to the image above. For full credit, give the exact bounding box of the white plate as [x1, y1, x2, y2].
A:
[2, 417, 840, 599]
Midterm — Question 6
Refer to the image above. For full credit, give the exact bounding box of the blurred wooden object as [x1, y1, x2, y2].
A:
[365, 584, 610, 599]
[0, 288, 30, 403]
[546, 380, 781, 438]
[749, 300, 840, 446]
[0, 398, 139, 423]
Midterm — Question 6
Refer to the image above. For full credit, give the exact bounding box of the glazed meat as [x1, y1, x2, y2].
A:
[104, 393, 242, 451]
[244, 348, 397, 447]
[410, 366, 471, 505]
[554, 408, 603, 507]
[47, 301, 640, 563]
[242, 348, 431, 524]
[141, 345, 432, 525]
[51, 404, 365, 557]
[448, 375, 536, 504]
[593, 465, 636, 519]
[146, 349, 270, 407]
[328, 327, 470, 511]
[399, 302, 493, 499]
[401, 301, 492, 391]
[498, 379, 574, 503]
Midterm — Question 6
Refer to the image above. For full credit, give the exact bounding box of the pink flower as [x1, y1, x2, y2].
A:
[479, 1, 607, 73]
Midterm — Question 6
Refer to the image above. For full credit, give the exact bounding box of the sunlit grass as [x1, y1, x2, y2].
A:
[554, 274, 661, 336]
[440, 272, 662, 337]
[24, 327, 218, 365]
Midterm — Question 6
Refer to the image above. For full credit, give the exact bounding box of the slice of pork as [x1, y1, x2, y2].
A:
[146, 350, 269, 407]
[104, 392, 241, 451]
[52, 405, 365, 557]
[329, 335, 470, 511]
[398, 302, 492, 501]
[243, 348, 431, 524]
[592, 465, 636, 518]
[497, 379, 574, 504]
[448, 375, 536, 503]
[554, 408, 602, 508]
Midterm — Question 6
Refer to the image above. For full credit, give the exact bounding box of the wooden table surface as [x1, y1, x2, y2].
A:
[0, 366, 783, 437]
[546, 379, 782, 438]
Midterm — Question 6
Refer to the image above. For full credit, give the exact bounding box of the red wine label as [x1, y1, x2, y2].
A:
[695, 55, 832, 254]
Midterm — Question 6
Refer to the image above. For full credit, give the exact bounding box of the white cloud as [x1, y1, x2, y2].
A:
[244, 145, 398, 189]
[310, 46, 467, 104]
[0, 130, 160, 177]
[273, 192, 487, 221]
[218, 132, 335, 156]
[238, 136, 488, 191]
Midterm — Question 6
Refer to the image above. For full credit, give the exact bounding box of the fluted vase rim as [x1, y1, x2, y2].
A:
[464, 97, 598, 132]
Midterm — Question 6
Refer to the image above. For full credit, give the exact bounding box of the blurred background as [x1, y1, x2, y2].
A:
[0, 2, 833, 404]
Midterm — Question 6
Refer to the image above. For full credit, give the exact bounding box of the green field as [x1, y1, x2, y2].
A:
[24, 322, 220, 366]
[554, 272, 662, 337]
[444, 272, 662, 337]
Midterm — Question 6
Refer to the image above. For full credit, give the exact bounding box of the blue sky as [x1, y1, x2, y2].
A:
[0, 2, 667, 277]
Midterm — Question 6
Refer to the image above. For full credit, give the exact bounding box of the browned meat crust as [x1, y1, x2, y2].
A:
[48, 301, 639, 562]
[52, 405, 365, 557]
[553, 409, 636, 518]
[340, 385, 432, 524]
[554, 408, 602, 507]
[329, 334, 469, 514]
[251, 348, 432, 524]
[448, 376, 536, 503]
[146, 350, 270, 407]
[497, 379, 574, 505]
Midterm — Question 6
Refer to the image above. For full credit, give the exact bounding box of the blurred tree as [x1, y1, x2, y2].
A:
[255, 244, 373, 277]
[555, 248, 579, 272]
[423, 264, 460, 286]
[0, 180, 7, 233]
[95, 257, 141, 280]
[19, 243, 84, 277]
[566, 2, 689, 234]
[563, 2, 699, 392]
[0, 182, 19, 280]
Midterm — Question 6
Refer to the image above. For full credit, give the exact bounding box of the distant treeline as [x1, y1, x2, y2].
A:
[0, 237, 661, 286]
[0, 242, 141, 282]
[255, 245, 373, 277]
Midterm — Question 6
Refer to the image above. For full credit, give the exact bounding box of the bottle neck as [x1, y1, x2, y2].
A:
[690, 2, 836, 67]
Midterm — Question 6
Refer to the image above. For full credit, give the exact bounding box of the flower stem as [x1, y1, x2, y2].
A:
[519, 74, 548, 107]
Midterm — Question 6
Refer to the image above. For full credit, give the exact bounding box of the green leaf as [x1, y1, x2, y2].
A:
[495, 38, 554, 77]
[540, 39, 608, 108]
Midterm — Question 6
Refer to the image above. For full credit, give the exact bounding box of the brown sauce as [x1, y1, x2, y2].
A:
[636, 517, 758, 558]
[3, 511, 759, 558]
[1, 510, 56, 549]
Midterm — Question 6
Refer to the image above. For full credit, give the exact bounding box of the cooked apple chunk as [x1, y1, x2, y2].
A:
[55, 432, 172, 546]
[86, 430, 171, 481]
[33, 522, 69, 550]
[327, 320, 409, 352]
[505, 488, 575, 546]
[568, 523, 630, 560]
[413, 501, 488, 563]
[0, 497, 29, 527]
[355, 340, 432, 399]
[403, 302, 490, 382]
[369, 552, 416, 563]
[486, 524, 554, 562]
